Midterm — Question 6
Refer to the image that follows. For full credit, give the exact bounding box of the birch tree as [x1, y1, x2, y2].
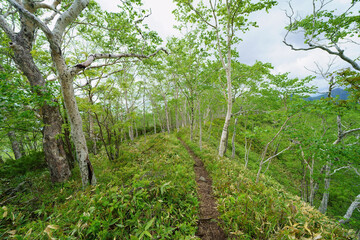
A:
[174, 0, 276, 156]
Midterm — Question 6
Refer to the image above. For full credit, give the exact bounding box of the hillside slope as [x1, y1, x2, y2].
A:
[176, 128, 356, 239]
[0, 132, 356, 239]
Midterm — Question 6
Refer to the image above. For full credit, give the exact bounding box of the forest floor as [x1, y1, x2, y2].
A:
[0, 132, 356, 239]
[178, 137, 226, 240]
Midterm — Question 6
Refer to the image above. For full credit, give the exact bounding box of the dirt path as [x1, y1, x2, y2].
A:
[178, 138, 226, 240]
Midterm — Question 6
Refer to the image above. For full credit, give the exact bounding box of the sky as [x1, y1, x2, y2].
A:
[98, 0, 359, 93]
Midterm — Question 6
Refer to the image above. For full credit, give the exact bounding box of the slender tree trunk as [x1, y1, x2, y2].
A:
[244, 140, 252, 169]
[256, 117, 293, 183]
[89, 111, 96, 155]
[218, 65, 232, 156]
[231, 117, 238, 158]
[319, 161, 331, 214]
[153, 107, 157, 134]
[190, 100, 195, 141]
[143, 85, 147, 141]
[198, 99, 202, 151]
[162, 92, 171, 134]
[160, 112, 165, 133]
[175, 84, 179, 132]
[7, 131, 22, 160]
[207, 110, 213, 142]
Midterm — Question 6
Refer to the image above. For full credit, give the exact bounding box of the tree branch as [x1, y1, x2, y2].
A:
[71, 48, 168, 75]
[0, 14, 15, 39]
[52, 0, 89, 42]
[185, 0, 216, 29]
[7, 0, 54, 40]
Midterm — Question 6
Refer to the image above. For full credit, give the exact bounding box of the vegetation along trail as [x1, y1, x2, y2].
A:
[178, 137, 226, 240]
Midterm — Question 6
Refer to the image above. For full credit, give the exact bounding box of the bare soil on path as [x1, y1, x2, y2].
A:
[178, 138, 226, 240]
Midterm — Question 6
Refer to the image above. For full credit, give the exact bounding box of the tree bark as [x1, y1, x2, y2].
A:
[190, 100, 195, 141]
[2, 12, 71, 182]
[339, 194, 360, 224]
[319, 161, 331, 214]
[218, 63, 232, 156]
[49, 33, 96, 186]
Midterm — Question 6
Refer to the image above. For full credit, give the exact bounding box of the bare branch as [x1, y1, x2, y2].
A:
[284, 0, 360, 71]
[7, 0, 54, 40]
[262, 143, 294, 165]
[71, 48, 168, 75]
[339, 194, 360, 224]
[330, 165, 351, 176]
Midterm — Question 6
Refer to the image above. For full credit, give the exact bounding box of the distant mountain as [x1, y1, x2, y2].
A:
[306, 88, 349, 101]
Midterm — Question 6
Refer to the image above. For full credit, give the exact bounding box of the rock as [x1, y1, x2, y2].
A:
[199, 176, 206, 182]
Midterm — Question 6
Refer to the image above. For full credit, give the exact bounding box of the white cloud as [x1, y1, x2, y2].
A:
[96, 0, 358, 93]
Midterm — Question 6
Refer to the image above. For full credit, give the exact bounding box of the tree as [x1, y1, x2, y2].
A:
[0, 0, 166, 187]
[174, 0, 276, 156]
[0, 0, 71, 183]
[284, 0, 360, 71]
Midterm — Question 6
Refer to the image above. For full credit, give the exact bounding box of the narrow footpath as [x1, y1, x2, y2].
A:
[178, 138, 226, 240]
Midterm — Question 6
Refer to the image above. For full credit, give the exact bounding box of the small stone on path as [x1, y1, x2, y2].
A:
[199, 176, 206, 182]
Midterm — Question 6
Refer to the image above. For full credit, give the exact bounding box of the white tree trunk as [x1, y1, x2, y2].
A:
[218, 66, 232, 156]
[175, 84, 180, 132]
[319, 161, 331, 214]
[51, 45, 96, 186]
[339, 194, 360, 224]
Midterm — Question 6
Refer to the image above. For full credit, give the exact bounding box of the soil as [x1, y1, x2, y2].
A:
[178, 138, 227, 240]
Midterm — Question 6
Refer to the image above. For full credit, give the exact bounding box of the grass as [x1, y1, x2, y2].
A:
[177, 126, 357, 239]
[0, 121, 358, 239]
[0, 134, 199, 239]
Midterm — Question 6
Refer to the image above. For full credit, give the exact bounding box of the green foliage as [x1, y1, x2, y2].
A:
[0, 151, 46, 178]
[177, 129, 356, 239]
[0, 134, 199, 239]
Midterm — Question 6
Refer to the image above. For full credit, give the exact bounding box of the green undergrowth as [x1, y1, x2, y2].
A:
[0, 134, 199, 239]
[176, 129, 356, 239]
[205, 117, 360, 229]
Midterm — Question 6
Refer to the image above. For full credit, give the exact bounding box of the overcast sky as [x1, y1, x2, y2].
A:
[98, 0, 358, 93]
